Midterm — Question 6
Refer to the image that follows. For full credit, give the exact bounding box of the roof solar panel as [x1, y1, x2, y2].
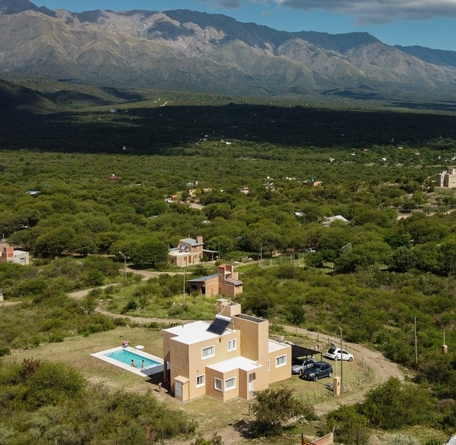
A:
[207, 314, 232, 335]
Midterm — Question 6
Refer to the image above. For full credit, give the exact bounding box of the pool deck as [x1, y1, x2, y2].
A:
[91, 346, 165, 377]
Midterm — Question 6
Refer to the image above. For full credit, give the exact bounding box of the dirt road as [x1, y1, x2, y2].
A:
[284, 326, 403, 415]
[65, 268, 404, 441]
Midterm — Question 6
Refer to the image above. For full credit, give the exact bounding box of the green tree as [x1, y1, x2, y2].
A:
[388, 246, 416, 272]
[252, 387, 315, 436]
[131, 237, 168, 267]
[361, 378, 435, 429]
[34, 227, 76, 256]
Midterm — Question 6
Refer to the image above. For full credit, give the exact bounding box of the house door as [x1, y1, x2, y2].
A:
[249, 373, 255, 396]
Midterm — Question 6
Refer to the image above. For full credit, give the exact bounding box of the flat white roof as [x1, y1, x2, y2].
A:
[165, 320, 236, 345]
[207, 356, 262, 373]
[268, 339, 290, 353]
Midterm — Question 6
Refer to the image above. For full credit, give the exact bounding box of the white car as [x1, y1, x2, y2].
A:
[325, 347, 354, 361]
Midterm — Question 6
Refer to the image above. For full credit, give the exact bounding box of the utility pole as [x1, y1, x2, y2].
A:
[339, 327, 343, 394]
[183, 257, 187, 304]
[119, 251, 127, 280]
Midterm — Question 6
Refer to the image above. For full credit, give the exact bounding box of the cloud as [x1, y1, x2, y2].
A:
[198, 0, 456, 23]
[273, 0, 456, 24]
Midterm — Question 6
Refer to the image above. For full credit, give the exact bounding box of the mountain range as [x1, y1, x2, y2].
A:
[1, 0, 456, 101]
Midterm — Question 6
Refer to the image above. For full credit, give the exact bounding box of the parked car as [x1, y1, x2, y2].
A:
[325, 347, 354, 361]
[292, 358, 316, 375]
[301, 361, 333, 381]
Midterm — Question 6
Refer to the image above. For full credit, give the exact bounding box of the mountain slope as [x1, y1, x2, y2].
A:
[1, 1, 456, 100]
[396, 45, 456, 68]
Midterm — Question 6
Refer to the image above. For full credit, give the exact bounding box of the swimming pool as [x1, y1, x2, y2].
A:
[91, 346, 165, 377]
[106, 349, 160, 368]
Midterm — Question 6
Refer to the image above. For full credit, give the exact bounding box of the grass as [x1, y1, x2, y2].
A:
[3, 325, 369, 441]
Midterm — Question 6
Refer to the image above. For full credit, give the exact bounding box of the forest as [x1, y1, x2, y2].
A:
[2, 91, 456, 444]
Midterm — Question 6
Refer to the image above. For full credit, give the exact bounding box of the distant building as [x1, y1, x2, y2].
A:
[163, 299, 291, 402]
[168, 236, 204, 267]
[322, 215, 349, 226]
[436, 168, 456, 188]
[0, 242, 29, 265]
[188, 264, 243, 298]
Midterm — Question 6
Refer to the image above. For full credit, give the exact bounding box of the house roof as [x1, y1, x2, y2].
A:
[165, 320, 236, 345]
[226, 278, 243, 286]
[207, 356, 262, 373]
[269, 339, 291, 353]
[291, 344, 321, 361]
[188, 274, 218, 283]
[181, 237, 202, 246]
[323, 215, 349, 225]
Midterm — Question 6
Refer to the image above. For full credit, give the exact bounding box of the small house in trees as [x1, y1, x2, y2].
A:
[163, 299, 291, 402]
[188, 264, 243, 297]
[322, 215, 349, 226]
[168, 236, 204, 267]
[436, 168, 456, 188]
[0, 242, 29, 265]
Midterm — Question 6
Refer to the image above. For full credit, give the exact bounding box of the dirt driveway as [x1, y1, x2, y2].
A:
[64, 269, 404, 443]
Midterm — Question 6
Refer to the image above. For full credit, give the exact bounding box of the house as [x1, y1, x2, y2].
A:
[0, 242, 29, 265]
[322, 215, 349, 226]
[163, 299, 291, 402]
[188, 264, 243, 297]
[436, 168, 456, 188]
[168, 236, 204, 267]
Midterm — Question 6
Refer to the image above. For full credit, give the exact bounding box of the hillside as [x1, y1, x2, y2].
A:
[1, 1, 456, 101]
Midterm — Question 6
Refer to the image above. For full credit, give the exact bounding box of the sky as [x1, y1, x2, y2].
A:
[33, 0, 456, 51]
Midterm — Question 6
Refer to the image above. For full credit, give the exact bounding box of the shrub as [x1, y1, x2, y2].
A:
[0, 347, 10, 357]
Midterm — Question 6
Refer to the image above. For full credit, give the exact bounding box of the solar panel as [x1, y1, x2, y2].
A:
[207, 314, 232, 335]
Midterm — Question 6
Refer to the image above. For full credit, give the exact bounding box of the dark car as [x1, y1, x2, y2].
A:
[301, 361, 333, 381]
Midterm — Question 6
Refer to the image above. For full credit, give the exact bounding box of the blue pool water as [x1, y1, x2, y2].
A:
[105, 349, 160, 368]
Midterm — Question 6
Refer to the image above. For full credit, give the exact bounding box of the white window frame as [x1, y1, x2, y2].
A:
[196, 375, 205, 387]
[202, 345, 215, 359]
[227, 339, 237, 351]
[225, 377, 236, 391]
[214, 377, 223, 391]
[275, 355, 287, 368]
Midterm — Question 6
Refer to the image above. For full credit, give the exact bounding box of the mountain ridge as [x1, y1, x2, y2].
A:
[1, 0, 456, 101]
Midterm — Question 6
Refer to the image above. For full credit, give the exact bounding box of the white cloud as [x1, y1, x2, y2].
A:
[202, 0, 456, 23]
[274, 0, 456, 24]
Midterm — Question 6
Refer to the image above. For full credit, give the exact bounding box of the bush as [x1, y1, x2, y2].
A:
[0, 347, 10, 357]
[252, 387, 316, 436]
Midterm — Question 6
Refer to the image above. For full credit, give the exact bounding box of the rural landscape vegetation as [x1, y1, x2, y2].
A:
[3, 1, 456, 445]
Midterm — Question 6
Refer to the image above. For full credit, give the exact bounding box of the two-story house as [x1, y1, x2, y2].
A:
[188, 264, 243, 298]
[168, 236, 204, 267]
[162, 299, 291, 402]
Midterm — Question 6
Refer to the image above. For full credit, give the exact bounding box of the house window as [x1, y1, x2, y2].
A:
[175, 381, 182, 398]
[227, 339, 237, 351]
[225, 377, 236, 391]
[202, 345, 215, 359]
[214, 378, 222, 391]
[196, 375, 205, 387]
[275, 355, 287, 368]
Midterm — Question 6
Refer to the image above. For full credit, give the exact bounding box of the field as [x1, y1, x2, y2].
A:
[3, 323, 373, 443]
